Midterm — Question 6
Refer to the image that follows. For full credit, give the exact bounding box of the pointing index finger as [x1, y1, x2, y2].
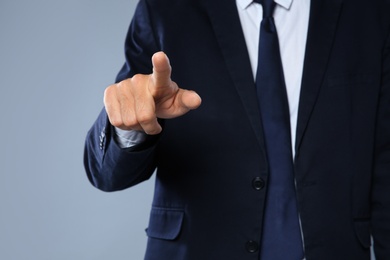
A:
[151, 52, 172, 89]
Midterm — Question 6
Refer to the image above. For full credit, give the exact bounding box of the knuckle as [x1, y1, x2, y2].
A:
[137, 112, 154, 125]
[122, 116, 138, 128]
[115, 79, 133, 96]
[131, 74, 147, 86]
[145, 128, 161, 135]
[103, 85, 115, 100]
[148, 85, 159, 97]
[108, 116, 123, 127]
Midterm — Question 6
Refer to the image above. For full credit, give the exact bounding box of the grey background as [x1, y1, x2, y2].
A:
[0, 0, 378, 259]
[0, 0, 154, 259]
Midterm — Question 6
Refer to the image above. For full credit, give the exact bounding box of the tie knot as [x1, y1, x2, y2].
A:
[254, 0, 276, 17]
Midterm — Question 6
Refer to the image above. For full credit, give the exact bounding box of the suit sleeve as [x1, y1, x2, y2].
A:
[83, 0, 161, 192]
[371, 24, 390, 259]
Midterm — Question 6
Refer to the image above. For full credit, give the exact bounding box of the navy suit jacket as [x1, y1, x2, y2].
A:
[84, 0, 390, 259]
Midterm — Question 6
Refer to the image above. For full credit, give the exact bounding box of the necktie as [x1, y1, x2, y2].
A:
[254, 0, 304, 259]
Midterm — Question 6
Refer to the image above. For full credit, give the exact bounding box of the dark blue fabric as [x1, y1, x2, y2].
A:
[83, 0, 390, 259]
[255, 0, 304, 259]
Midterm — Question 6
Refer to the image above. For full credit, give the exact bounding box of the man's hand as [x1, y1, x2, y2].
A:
[104, 52, 202, 135]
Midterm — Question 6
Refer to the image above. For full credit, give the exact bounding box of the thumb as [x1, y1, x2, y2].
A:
[178, 90, 202, 110]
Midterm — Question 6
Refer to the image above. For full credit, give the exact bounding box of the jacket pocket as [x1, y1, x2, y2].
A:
[146, 207, 184, 240]
[353, 220, 371, 249]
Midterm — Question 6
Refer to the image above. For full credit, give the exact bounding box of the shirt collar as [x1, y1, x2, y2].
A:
[237, 0, 293, 10]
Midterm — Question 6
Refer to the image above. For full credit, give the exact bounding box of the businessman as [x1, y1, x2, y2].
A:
[84, 0, 390, 259]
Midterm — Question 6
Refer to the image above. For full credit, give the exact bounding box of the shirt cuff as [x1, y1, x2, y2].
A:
[114, 127, 147, 148]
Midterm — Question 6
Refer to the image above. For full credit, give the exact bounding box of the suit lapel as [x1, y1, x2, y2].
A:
[203, 0, 267, 155]
[203, 0, 344, 158]
[295, 0, 344, 153]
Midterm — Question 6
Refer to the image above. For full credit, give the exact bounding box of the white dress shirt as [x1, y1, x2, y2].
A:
[115, 0, 310, 159]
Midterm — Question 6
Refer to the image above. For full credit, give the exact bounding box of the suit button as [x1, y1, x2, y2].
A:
[252, 177, 265, 190]
[245, 240, 259, 253]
